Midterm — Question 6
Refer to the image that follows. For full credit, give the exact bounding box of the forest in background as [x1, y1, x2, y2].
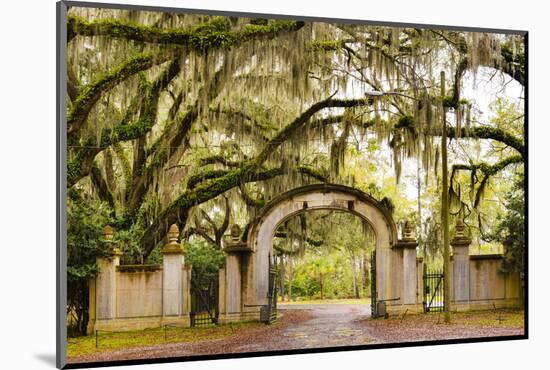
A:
[65, 7, 525, 335]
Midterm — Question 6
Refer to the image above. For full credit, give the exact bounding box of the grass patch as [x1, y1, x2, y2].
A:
[383, 308, 524, 329]
[67, 321, 261, 358]
[451, 309, 524, 328]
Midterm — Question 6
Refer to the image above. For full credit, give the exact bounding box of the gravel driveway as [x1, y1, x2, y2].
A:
[276, 303, 373, 348]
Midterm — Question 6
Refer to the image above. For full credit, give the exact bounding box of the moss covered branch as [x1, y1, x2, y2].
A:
[90, 163, 115, 209]
[67, 60, 181, 187]
[309, 114, 376, 131]
[68, 15, 305, 51]
[140, 164, 327, 255]
[395, 116, 524, 156]
[68, 15, 230, 44]
[499, 43, 525, 85]
[198, 155, 242, 168]
[452, 155, 523, 177]
[126, 62, 232, 215]
[67, 53, 170, 138]
[446, 126, 524, 157]
[67, 110, 157, 186]
[443, 56, 469, 109]
[451, 155, 523, 207]
[239, 183, 265, 208]
[113, 143, 132, 193]
[187, 169, 232, 190]
[253, 97, 372, 166]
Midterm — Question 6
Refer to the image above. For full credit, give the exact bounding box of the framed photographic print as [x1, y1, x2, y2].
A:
[56, 1, 527, 368]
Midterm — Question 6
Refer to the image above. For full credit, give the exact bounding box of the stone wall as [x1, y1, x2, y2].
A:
[464, 255, 522, 309]
[87, 224, 192, 334]
[387, 220, 523, 314]
[116, 267, 162, 318]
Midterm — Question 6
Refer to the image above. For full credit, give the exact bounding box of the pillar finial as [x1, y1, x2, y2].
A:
[451, 219, 471, 247]
[230, 224, 241, 242]
[395, 220, 417, 248]
[168, 224, 180, 245]
[455, 219, 465, 238]
[103, 225, 114, 240]
[101, 225, 122, 256]
[223, 224, 251, 252]
[162, 224, 185, 255]
[403, 220, 413, 240]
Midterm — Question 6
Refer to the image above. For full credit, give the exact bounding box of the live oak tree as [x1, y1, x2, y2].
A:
[67, 7, 524, 283]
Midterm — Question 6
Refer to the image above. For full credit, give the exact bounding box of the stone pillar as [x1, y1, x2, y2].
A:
[87, 274, 96, 334]
[219, 224, 250, 323]
[95, 225, 123, 321]
[451, 220, 471, 304]
[224, 253, 242, 313]
[161, 224, 188, 323]
[396, 221, 418, 306]
[182, 264, 192, 315]
[416, 256, 424, 305]
[218, 264, 227, 316]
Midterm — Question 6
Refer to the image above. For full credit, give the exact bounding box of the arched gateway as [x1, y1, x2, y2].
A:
[218, 184, 422, 323]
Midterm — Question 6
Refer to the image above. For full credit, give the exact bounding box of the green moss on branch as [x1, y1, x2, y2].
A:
[449, 126, 524, 156]
[187, 169, 232, 189]
[296, 166, 327, 182]
[68, 15, 305, 51]
[254, 97, 372, 166]
[452, 155, 523, 177]
[396, 115, 415, 128]
[451, 155, 523, 208]
[67, 53, 165, 137]
[403, 116, 525, 156]
[67, 112, 156, 186]
[68, 15, 230, 44]
[140, 164, 327, 255]
[67, 60, 181, 188]
[198, 155, 242, 167]
[499, 43, 525, 85]
[309, 40, 343, 51]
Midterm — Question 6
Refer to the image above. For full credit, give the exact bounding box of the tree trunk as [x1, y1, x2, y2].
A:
[279, 254, 285, 302]
[441, 71, 452, 323]
[320, 273, 324, 300]
[351, 256, 359, 298]
[288, 256, 293, 301]
[362, 251, 369, 292]
[417, 160, 423, 256]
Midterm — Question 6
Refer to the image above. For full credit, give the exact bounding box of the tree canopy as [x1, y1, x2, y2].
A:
[66, 6, 525, 264]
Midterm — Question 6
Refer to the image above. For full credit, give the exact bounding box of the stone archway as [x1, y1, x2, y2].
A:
[218, 184, 422, 323]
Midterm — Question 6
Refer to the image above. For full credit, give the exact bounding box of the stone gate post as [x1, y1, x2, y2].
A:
[218, 224, 250, 323]
[161, 224, 190, 326]
[90, 225, 123, 332]
[451, 220, 471, 307]
[395, 221, 418, 307]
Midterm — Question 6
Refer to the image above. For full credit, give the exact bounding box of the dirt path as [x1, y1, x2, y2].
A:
[68, 304, 523, 364]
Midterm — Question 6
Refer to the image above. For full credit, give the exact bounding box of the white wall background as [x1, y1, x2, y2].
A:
[0, 0, 547, 369]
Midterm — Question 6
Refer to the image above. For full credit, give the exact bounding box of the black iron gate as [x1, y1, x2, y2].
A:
[261, 256, 278, 324]
[423, 266, 444, 313]
[190, 269, 219, 327]
[370, 250, 377, 317]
